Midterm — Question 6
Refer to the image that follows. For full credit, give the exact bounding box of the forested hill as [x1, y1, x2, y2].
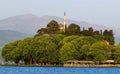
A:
[1, 20, 117, 65]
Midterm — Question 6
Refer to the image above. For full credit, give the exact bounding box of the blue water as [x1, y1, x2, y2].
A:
[0, 66, 120, 74]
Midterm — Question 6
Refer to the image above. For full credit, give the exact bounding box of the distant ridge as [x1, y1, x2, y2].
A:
[0, 14, 119, 44]
[0, 14, 110, 35]
[0, 30, 31, 47]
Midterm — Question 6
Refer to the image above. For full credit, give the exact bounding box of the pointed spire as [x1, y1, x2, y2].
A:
[64, 12, 66, 16]
[63, 12, 66, 33]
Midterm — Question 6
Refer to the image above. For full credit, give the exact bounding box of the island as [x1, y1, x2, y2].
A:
[1, 13, 120, 67]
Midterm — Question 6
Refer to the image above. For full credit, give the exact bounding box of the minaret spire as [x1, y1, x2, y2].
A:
[64, 12, 66, 16]
[63, 12, 66, 33]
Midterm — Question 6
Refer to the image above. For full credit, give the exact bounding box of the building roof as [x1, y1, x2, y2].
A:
[65, 60, 94, 64]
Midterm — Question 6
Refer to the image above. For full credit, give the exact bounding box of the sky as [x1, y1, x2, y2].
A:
[0, 0, 120, 27]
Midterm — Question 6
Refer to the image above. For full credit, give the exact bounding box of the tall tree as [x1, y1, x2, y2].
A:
[103, 30, 114, 45]
[2, 40, 21, 64]
[18, 38, 35, 64]
[113, 43, 120, 63]
[88, 27, 94, 36]
[94, 31, 100, 35]
[60, 36, 95, 62]
[37, 28, 48, 35]
[90, 41, 111, 62]
[67, 23, 80, 35]
[47, 20, 60, 34]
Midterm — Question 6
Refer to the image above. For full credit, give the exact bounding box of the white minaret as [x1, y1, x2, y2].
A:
[63, 12, 66, 33]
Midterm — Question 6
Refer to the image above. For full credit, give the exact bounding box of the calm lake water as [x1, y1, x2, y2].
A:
[0, 66, 120, 74]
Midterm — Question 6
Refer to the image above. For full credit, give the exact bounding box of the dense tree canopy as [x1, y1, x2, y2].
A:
[2, 34, 119, 64]
[37, 20, 114, 44]
[2, 40, 22, 63]
[60, 36, 97, 62]
[67, 23, 80, 35]
[103, 30, 114, 45]
[113, 43, 120, 63]
[37, 20, 60, 35]
[2, 20, 118, 65]
[90, 41, 111, 62]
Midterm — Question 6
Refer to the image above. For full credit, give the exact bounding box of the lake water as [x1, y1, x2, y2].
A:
[0, 66, 120, 74]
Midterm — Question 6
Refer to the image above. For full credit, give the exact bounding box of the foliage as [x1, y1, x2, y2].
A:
[60, 36, 96, 62]
[90, 41, 111, 62]
[113, 43, 120, 63]
[103, 30, 114, 45]
[2, 40, 21, 63]
[37, 20, 60, 34]
[1, 20, 117, 64]
[67, 23, 80, 35]
[1, 34, 118, 64]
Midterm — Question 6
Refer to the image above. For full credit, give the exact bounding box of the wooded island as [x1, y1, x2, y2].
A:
[2, 19, 120, 67]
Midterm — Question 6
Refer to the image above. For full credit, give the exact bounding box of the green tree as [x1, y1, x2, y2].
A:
[33, 35, 62, 64]
[2, 40, 21, 63]
[103, 30, 114, 45]
[90, 41, 110, 62]
[88, 27, 94, 36]
[78, 36, 97, 45]
[60, 35, 79, 44]
[67, 23, 80, 35]
[113, 43, 120, 63]
[18, 38, 35, 64]
[60, 36, 93, 62]
[51, 34, 65, 45]
[47, 20, 60, 34]
[36, 35, 58, 64]
[94, 30, 100, 35]
[37, 28, 48, 35]
[60, 42, 78, 62]
[81, 30, 89, 36]
[59, 35, 79, 48]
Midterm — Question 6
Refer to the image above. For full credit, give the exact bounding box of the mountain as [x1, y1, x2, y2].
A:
[0, 14, 119, 43]
[0, 14, 110, 35]
[115, 36, 120, 45]
[0, 14, 41, 34]
[0, 30, 31, 47]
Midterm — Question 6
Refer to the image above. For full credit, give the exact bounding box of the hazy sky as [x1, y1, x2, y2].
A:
[0, 0, 120, 27]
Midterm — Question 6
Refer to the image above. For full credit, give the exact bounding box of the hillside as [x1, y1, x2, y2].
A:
[0, 30, 31, 47]
[115, 36, 120, 45]
[0, 14, 119, 44]
[0, 14, 110, 35]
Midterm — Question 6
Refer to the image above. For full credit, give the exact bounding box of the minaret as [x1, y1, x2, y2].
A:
[63, 12, 66, 33]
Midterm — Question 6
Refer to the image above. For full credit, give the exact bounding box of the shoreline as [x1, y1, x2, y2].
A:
[64, 65, 120, 68]
[1, 64, 120, 68]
